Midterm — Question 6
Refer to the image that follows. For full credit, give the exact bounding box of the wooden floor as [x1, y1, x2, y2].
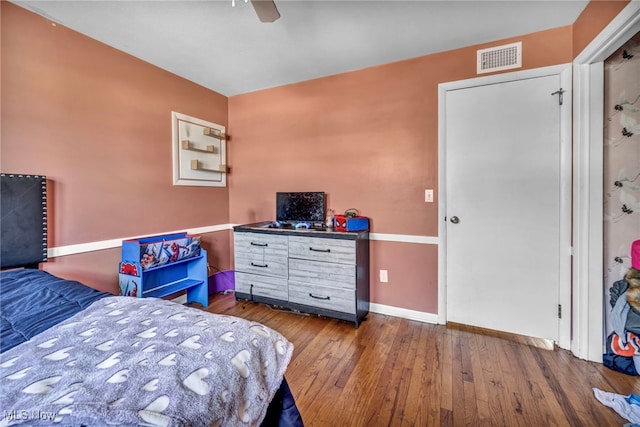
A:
[203, 292, 640, 427]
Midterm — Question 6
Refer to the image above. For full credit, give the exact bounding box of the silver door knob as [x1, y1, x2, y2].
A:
[450, 216, 459, 224]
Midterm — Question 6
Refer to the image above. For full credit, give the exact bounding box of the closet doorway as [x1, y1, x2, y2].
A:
[572, 3, 640, 361]
[602, 30, 640, 349]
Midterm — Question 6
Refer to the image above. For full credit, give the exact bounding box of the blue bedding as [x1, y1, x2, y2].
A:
[0, 269, 111, 353]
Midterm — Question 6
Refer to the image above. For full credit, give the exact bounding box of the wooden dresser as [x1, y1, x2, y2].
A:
[233, 222, 369, 327]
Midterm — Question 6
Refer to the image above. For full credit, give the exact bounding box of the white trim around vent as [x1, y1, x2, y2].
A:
[477, 41, 522, 74]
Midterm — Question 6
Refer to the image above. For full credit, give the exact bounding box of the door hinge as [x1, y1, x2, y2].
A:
[551, 88, 565, 105]
[558, 304, 562, 319]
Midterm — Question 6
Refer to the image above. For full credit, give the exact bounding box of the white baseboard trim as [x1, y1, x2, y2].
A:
[47, 224, 234, 258]
[172, 294, 438, 325]
[369, 303, 438, 324]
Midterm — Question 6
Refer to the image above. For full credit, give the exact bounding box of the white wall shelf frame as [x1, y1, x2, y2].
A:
[172, 111, 227, 187]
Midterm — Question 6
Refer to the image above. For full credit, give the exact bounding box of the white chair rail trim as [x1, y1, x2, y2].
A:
[47, 225, 439, 258]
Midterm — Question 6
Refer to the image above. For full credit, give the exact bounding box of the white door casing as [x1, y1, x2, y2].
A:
[438, 64, 572, 349]
[572, 1, 640, 362]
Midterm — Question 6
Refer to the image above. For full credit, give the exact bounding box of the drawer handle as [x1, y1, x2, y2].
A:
[309, 293, 330, 300]
[309, 247, 330, 253]
[250, 262, 269, 268]
[250, 242, 268, 247]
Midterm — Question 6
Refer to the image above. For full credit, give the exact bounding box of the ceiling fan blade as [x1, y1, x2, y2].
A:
[250, 0, 280, 23]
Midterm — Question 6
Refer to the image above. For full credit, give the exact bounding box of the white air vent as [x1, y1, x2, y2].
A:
[477, 42, 522, 74]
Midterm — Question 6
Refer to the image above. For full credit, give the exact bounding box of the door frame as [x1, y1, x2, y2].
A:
[437, 64, 573, 350]
[572, 1, 640, 362]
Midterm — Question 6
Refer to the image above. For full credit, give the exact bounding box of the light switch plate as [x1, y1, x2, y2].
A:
[425, 189, 434, 203]
[380, 270, 388, 283]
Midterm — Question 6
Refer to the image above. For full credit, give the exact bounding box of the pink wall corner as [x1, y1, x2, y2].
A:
[2, 2, 231, 291]
[201, 230, 233, 276]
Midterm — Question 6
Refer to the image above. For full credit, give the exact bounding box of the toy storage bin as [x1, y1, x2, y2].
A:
[118, 232, 208, 307]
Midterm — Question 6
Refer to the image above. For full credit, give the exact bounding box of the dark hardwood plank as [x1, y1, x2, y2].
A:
[202, 293, 636, 427]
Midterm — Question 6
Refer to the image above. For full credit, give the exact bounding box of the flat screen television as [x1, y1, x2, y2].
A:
[276, 192, 325, 223]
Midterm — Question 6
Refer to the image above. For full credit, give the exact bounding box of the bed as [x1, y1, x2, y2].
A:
[0, 174, 304, 426]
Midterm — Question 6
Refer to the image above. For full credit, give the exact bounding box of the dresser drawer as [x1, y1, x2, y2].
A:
[234, 232, 288, 278]
[288, 280, 355, 314]
[235, 254, 288, 278]
[234, 232, 288, 256]
[289, 258, 355, 289]
[288, 236, 355, 265]
[235, 272, 288, 301]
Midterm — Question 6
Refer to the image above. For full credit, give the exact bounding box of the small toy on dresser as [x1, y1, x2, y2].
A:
[334, 208, 369, 232]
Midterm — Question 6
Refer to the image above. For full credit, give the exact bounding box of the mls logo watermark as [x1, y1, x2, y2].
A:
[3, 410, 57, 422]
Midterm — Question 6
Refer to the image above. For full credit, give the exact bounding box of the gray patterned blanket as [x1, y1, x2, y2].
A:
[0, 296, 294, 426]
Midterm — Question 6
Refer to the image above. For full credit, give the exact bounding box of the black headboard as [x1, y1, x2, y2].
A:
[1, 174, 48, 269]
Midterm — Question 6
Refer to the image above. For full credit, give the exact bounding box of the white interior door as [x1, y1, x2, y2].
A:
[444, 74, 563, 342]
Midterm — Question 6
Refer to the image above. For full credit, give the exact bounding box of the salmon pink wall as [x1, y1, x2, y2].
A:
[1, 3, 231, 294]
[228, 26, 573, 313]
[572, 0, 630, 57]
[229, 27, 573, 235]
[370, 241, 439, 314]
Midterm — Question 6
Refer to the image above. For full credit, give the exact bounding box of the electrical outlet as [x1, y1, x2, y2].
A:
[425, 189, 434, 203]
[380, 270, 388, 283]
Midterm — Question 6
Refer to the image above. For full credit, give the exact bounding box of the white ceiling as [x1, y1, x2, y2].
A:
[12, 0, 589, 97]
